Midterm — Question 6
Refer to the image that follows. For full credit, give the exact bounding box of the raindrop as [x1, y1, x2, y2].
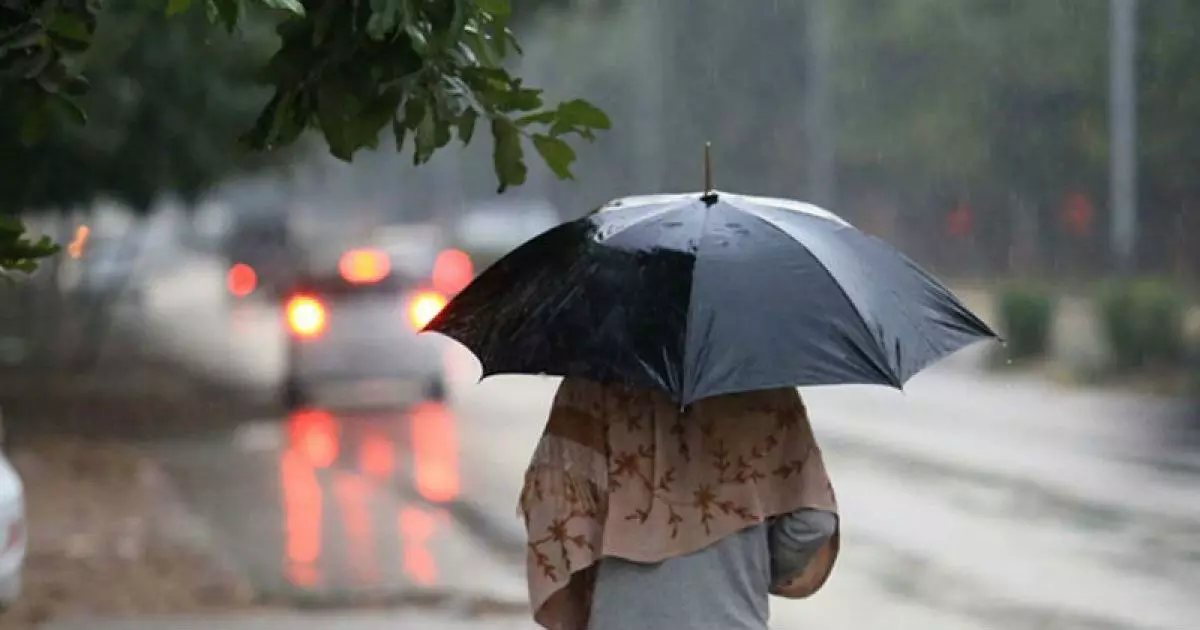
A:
[1005, 358, 1013, 366]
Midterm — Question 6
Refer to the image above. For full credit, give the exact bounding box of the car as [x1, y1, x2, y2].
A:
[58, 231, 147, 307]
[0, 410, 26, 610]
[222, 212, 299, 300]
[279, 247, 451, 410]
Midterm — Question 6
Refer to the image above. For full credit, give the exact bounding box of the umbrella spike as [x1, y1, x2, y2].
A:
[704, 142, 713, 193]
[702, 142, 718, 205]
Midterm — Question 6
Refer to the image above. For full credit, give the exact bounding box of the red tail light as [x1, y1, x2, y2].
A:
[432, 249, 473, 295]
[339, 248, 391, 285]
[227, 263, 257, 297]
[408, 290, 447, 331]
[286, 295, 327, 338]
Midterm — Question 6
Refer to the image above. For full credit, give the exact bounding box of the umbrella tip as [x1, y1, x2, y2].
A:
[701, 142, 718, 205]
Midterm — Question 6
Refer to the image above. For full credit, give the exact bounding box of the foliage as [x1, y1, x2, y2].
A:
[995, 282, 1056, 361]
[0, 216, 59, 277]
[1095, 277, 1187, 370]
[0, 0, 610, 275]
[0, 1, 98, 143]
[0, 0, 281, 215]
[233, 0, 609, 187]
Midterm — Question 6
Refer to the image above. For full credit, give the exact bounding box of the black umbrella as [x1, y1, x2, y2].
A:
[425, 189, 998, 406]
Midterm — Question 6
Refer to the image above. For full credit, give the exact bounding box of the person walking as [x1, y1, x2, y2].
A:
[519, 378, 840, 630]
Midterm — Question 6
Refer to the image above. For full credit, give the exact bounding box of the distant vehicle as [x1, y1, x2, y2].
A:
[58, 231, 146, 305]
[0, 411, 26, 610]
[279, 246, 452, 410]
[222, 213, 298, 300]
[368, 223, 475, 296]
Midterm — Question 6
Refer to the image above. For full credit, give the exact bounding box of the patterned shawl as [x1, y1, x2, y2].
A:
[518, 378, 840, 630]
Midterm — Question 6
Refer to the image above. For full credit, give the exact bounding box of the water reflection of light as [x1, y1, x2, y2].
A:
[290, 409, 340, 469]
[410, 403, 460, 503]
[399, 507, 438, 585]
[334, 473, 378, 585]
[280, 448, 322, 588]
[360, 430, 396, 480]
[279, 406, 461, 592]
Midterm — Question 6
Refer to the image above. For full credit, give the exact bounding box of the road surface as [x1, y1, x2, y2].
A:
[104, 255, 1200, 630]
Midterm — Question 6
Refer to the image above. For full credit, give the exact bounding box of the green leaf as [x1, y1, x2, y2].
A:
[47, 93, 87, 125]
[495, 85, 543, 113]
[515, 110, 557, 126]
[260, 0, 306, 15]
[357, 87, 405, 145]
[0, 217, 25, 234]
[457, 108, 478, 144]
[433, 119, 452, 149]
[475, 0, 511, 18]
[206, 0, 241, 31]
[166, 0, 194, 16]
[444, 0, 471, 48]
[0, 23, 45, 55]
[47, 13, 93, 42]
[532, 133, 576, 180]
[402, 93, 427, 129]
[413, 110, 437, 164]
[491, 117, 526, 193]
[316, 84, 355, 161]
[392, 118, 408, 150]
[555, 99, 611, 131]
[366, 0, 403, 40]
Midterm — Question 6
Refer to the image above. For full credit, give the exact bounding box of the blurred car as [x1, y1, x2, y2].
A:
[222, 212, 298, 300]
[0, 411, 26, 609]
[279, 247, 452, 410]
[58, 232, 146, 305]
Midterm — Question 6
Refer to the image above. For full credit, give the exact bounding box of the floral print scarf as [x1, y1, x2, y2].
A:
[519, 378, 840, 630]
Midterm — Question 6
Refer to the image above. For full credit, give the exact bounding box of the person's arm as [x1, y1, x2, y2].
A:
[769, 508, 839, 589]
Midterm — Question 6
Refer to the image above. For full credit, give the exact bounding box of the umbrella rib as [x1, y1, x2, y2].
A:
[729, 203, 903, 388]
[680, 197, 719, 405]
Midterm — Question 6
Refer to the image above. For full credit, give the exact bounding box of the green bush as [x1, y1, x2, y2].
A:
[996, 283, 1056, 361]
[1095, 277, 1187, 370]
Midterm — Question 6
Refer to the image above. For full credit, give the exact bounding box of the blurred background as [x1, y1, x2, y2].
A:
[0, 0, 1197, 629]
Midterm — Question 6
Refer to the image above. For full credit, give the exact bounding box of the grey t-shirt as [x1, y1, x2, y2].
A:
[587, 509, 838, 630]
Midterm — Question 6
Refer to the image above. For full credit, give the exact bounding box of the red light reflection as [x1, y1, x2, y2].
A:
[279, 407, 459, 592]
[280, 448, 322, 587]
[410, 403, 460, 503]
[333, 473, 378, 584]
[289, 409, 339, 469]
[360, 430, 396, 480]
[399, 507, 438, 585]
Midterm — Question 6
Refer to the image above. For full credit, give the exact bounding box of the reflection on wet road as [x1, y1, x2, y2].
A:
[136, 263, 1200, 629]
[155, 402, 523, 605]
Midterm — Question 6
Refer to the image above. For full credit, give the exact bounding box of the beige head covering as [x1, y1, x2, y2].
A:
[519, 378, 840, 630]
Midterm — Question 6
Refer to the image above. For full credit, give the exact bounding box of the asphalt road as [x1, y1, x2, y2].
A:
[114, 255, 1200, 630]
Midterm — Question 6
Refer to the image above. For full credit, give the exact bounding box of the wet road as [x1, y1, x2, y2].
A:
[127, 257, 1199, 630]
[155, 403, 525, 607]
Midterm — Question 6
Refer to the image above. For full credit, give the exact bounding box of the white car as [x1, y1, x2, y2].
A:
[0, 412, 24, 608]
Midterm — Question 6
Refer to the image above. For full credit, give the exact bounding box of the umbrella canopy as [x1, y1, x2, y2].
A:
[424, 190, 999, 405]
